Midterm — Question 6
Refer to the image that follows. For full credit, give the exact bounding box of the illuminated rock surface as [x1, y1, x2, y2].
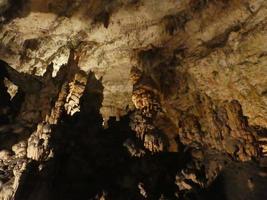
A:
[0, 0, 267, 199]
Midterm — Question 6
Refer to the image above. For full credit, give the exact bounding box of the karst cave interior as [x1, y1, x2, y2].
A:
[0, 0, 267, 200]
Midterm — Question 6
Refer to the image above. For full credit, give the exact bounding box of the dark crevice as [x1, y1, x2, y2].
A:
[0, 0, 30, 25]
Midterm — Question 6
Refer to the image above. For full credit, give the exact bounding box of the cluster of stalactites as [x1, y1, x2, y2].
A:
[65, 72, 87, 116]
[129, 66, 166, 153]
[0, 50, 88, 200]
[178, 94, 260, 162]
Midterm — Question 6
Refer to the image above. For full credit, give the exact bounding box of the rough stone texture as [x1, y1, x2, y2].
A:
[0, 0, 267, 200]
[0, 0, 266, 125]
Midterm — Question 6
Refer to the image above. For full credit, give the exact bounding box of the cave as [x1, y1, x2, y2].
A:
[0, 0, 267, 200]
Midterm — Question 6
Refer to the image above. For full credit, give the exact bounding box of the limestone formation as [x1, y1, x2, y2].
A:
[0, 0, 267, 200]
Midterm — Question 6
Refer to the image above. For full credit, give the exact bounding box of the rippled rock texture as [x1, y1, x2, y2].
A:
[0, 0, 267, 200]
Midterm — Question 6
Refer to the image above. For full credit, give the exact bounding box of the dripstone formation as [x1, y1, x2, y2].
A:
[0, 0, 267, 200]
